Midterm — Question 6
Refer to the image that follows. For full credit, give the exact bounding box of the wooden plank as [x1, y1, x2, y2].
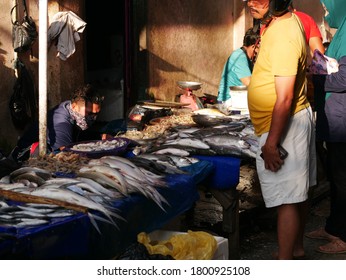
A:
[0, 189, 88, 214]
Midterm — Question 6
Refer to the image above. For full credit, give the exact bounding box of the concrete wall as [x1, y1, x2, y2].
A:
[142, 0, 329, 102]
[0, 0, 85, 152]
[0, 0, 332, 152]
[143, 0, 252, 102]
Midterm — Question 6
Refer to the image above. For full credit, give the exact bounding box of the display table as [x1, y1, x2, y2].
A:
[0, 156, 242, 260]
[193, 155, 241, 260]
[0, 161, 213, 259]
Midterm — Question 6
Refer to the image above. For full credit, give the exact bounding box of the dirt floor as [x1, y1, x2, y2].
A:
[168, 162, 346, 260]
[238, 191, 346, 260]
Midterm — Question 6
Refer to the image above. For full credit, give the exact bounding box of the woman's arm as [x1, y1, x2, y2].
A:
[325, 56, 346, 93]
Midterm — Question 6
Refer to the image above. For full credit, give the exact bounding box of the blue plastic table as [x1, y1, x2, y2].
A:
[0, 161, 213, 259]
[0, 156, 242, 260]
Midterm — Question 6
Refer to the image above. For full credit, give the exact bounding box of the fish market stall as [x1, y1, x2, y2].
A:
[114, 106, 259, 259]
[0, 105, 258, 259]
[0, 148, 214, 259]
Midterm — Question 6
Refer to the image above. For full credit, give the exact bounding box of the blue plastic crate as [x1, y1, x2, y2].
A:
[195, 155, 241, 190]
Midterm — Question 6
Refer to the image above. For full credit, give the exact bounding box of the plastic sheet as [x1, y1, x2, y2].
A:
[137, 230, 217, 260]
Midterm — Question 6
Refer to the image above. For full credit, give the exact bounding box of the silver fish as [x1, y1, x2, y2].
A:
[11, 172, 47, 186]
[9, 167, 52, 181]
[0, 182, 26, 191]
[17, 205, 55, 214]
[164, 155, 200, 168]
[45, 209, 77, 218]
[15, 218, 50, 227]
[79, 165, 128, 195]
[163, 138, 210, 149]
[138, 154, 188, 175]
[76, 177, 122, 199]
[12, 210, 48, 219]
[99, 156, 165, 186]
[76, 171, 125, 196]
[19, 187, 124, 226]
[153, 147, 190, 157]
[203, 135, 254, 158]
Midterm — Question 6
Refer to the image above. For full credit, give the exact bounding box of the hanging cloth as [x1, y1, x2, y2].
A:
[47, 11, 87, 60]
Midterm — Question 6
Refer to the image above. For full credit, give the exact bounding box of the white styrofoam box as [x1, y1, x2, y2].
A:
[148, 230, 229, 260]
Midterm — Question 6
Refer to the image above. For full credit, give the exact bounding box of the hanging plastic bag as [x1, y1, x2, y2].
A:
[11, 0, 38, 53]
[9, 59, 38, 130]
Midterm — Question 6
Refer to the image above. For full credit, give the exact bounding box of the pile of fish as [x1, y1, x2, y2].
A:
[137, 119, 259, 159]
[0, 199, 78, 228]
[0, 155, 200, 232]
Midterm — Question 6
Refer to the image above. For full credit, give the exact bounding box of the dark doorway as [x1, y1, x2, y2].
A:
[84, 0, 125, 122]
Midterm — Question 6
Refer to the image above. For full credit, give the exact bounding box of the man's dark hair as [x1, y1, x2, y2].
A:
[270, 0, 292, 17]
[243, 28, 260, 47]
[71, 84, 104, 104]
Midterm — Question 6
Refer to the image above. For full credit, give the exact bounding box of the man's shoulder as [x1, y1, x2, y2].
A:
[294, 11, 314, 21]
[229, 48, 247, 61]
[52, 100, 70, 113]
[230, 48, 245, 57]
[50, 101, 72, 121]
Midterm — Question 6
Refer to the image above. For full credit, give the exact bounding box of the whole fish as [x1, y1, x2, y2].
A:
[18, 187, 124, 226]
[96, 157, 143, 178]
[163, 138, 210, 149]
[0, 182, 26, 191]
[79, 165, 128, 195]
[9, 167, 52, 181]
[11, 172, 47, 186]
[76, 177, 122, 199]
[128, 157, 167, 175]
[138, 154, 187, 174]
[98, 156, 165, 187]
[204, 134, 250, 149]
[15, 218, 50, 227]
[17, 205, 55, 214]
[203, 134, 254, 158]
[45, 179, 105, 197]
[12, 210, 48, 219]
[76, 170, 126, 196]
[45, 209, 77, 218]
[152, 148, 190, 157]
[164, 155, 200, 168]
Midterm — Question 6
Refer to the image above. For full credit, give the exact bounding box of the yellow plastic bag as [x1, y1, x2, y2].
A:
[137, 230, 217, 260]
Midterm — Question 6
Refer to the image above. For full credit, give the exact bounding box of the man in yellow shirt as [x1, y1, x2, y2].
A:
[246, 0, 317, 259]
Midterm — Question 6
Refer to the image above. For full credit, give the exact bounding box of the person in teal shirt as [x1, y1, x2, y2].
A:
[305, 0, 346, 255]
[217, 28, 259, 102]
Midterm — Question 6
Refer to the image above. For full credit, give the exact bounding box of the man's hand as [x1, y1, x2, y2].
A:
[101, 134, 114, 140]
[261, 144, 284, 172]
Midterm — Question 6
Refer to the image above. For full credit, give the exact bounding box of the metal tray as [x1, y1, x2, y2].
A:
[143, 101, 190, 108]
[64, 137, 130, 159]
[177, 81, 202, 90]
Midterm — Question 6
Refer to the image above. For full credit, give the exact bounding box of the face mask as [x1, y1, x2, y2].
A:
[85, 114, 97, 127]
[68, 103, 90, 131]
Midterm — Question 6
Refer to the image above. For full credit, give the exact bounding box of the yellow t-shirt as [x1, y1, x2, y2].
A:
[248, 13, 309, 136]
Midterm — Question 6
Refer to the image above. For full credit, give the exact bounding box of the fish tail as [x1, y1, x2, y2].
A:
[88, 212, 102, 234]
